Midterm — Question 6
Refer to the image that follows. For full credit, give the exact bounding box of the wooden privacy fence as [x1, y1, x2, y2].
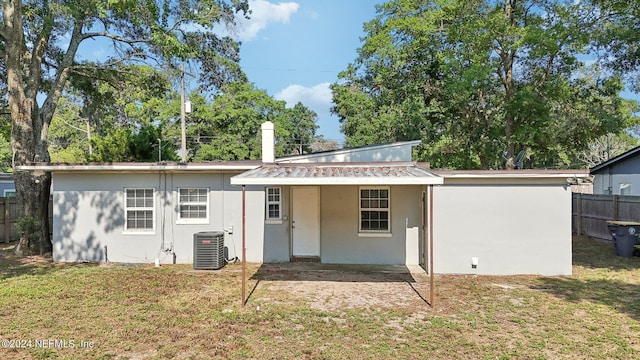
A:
[573, 193, 640, 242]
[0, 197, 53, 243]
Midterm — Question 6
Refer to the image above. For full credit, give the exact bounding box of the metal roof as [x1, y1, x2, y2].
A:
[230, 162, 444, 185]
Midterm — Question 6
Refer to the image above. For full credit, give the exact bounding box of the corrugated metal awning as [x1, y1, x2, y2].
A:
[230, 162, 443, 185]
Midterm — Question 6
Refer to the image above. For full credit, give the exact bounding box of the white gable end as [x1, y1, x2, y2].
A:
[278, 140, 421, 163]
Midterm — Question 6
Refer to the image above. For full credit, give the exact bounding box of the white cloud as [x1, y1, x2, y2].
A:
[274, 82, 333, 113]
[235, 0, 299, 42]
[275, 82, 344, 142]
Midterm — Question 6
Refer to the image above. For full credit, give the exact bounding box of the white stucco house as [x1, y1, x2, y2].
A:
[17, 122, 588, 275]
[591, 145, 640, 196]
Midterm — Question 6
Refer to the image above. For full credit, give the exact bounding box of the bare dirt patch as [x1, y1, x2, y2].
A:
[251, 265, 432, 311]
[0, 241, 53, 266]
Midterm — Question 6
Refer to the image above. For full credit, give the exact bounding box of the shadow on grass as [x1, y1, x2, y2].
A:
[250, 263, 418, 283]
[0, 241, 98, 280]
[533, 277, 640, 321]
[572, 236, 640, 271]
[532, 236, 640, 321]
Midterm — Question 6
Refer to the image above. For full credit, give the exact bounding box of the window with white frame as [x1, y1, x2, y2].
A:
[266, 187, 282, 220]
[178, 188, 209, 223]
[125, 188, 154, 231]
[359, 187, 390, 232]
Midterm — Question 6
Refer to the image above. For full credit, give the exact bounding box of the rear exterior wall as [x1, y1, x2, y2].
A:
[52, 172, 265, 264]
[262, 185, 425, 265]
[433, 183, 572, 275]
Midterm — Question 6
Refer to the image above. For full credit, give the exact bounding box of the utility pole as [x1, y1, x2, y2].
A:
[86, 120, 92, 156]
[180, 63, 187, 163]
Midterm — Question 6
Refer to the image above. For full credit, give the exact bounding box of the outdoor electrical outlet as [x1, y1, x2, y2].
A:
[471, 257, 478, 269]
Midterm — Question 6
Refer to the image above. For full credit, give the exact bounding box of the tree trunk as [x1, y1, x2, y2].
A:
[11, 100, 53, 256]
[13, 171, 52, 255]
[3, 0, 53, 255]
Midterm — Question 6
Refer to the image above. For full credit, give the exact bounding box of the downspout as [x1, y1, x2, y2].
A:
[242, 184, 246, 307]
[155, 169, 166, 265]
[421, 190, 426, 269]
[429, 184, 435, 308]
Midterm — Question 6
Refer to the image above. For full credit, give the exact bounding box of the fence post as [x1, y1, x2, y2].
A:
[576, 193, 583, 236]
[613, 195, 619, 221]
[4, 197, 9, 243]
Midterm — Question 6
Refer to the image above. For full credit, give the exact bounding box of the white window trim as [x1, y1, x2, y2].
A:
[176, 188, 210, 225]
[358, 186, 391, 235]
[358, 232, 393, 238]
[265, 187, 283, 223]
[3, 189, 16, 197]
[124, 188, 155, 234]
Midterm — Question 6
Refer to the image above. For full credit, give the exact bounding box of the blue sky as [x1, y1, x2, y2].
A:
[71, 1, 380, 144]
[232, 0, 382, 144]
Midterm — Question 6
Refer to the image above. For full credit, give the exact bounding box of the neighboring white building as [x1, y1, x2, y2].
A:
[18, 122, 588, 275]
[0, 173, 16, 197]
[591, 145, 640, 196]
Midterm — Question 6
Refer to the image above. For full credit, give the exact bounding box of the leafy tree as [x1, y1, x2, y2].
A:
[588, 0, 640, 76]
[578, 133, 638, 169]
[90, 128, 132, 163]
[281, 102, 319, 155]
[49, 96, 90, 162]
[188, 82, 317, 161]
[50, 65, 187, 163]
[310, 136, 339, 153]
[0, 133, 11, 172]
[332, 0, 638, 169]
[0, 0, 248, 255]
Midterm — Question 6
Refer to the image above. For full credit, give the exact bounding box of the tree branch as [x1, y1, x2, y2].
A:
[60, 118, 88, 134]
[40, 21, 85, 126]
[82, 31, 152, 45]
[25, 0, 53, 100]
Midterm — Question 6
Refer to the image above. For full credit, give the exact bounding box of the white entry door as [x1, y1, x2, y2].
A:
[291, 186, 320, 256]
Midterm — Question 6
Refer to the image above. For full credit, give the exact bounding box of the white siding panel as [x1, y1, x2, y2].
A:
[433, 185, 572, 275]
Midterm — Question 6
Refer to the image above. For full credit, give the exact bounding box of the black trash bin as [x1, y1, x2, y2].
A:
[606, 221, 640, 258]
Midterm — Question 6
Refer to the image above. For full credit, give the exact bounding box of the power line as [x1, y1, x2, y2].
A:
[241, 66, 340, 74]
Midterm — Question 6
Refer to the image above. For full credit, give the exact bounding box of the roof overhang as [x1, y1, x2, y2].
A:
[230, 162, 444, 185]
[590, 145, 640, 174]
[432, 169, 590, 185]
[16, 161, 261, 174]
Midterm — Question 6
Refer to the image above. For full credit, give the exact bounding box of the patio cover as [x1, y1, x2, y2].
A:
[232, 161, 440, 307]
[230, 162, 444, 185]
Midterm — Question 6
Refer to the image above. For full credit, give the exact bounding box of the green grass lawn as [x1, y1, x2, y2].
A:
[0, 236, 639, 359]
